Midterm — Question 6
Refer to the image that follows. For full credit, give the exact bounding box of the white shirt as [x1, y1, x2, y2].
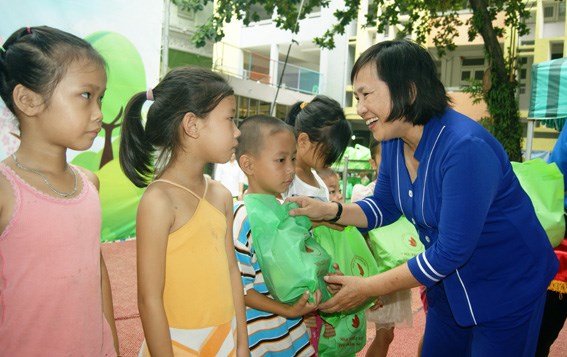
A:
[282, 169, 329, 202]
[214, 160, 246, 197]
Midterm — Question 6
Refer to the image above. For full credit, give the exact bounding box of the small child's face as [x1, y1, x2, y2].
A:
[322, 173, 344, 203]
[247, 130, 296, 196]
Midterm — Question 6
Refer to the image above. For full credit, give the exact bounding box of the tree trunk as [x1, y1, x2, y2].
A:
[469, 0, 523, 162]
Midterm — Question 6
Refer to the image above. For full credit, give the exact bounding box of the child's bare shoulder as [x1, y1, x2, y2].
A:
[75, 166, 100, 190]
[207, 177, 233, 212]
[139, 182, 176, 208]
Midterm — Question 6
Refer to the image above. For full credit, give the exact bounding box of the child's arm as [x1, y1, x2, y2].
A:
[101, 252, 120, 354]
[225, 193, 250, 357]
[82, 169, 120, 354]
[137, 189, 175, 356]
[245, 289, 320, 318]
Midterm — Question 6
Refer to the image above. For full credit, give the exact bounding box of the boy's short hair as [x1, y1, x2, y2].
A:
[236, 115, 294, 161]
[317, 168, 339, 181]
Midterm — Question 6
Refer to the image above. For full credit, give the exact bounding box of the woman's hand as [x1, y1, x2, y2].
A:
[319, 275, 369, 314]
[286, 196, 334, 221]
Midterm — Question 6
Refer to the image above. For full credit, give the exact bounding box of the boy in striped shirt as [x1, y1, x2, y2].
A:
[232, 115, 318, 356]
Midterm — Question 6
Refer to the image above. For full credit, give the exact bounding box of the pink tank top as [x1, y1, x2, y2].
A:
[0, 163, 115, 356]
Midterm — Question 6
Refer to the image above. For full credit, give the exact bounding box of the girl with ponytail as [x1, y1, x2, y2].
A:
[119, 67, 248, 356]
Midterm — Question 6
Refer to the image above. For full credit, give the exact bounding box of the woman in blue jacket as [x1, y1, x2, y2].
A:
[288, 39, 558, 356]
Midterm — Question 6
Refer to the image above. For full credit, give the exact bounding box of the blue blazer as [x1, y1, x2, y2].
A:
[356, 108, 558, 327]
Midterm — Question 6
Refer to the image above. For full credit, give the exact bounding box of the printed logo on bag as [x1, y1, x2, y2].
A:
[345, 311, 365, 334]
[409, 236, 417, 247]
[352, 314, 360, 328]
[305, 243, 322, 256]
[350, 255, 370, 277]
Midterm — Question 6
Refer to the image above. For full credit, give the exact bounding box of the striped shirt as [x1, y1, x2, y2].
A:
[233, 203, 314, 357]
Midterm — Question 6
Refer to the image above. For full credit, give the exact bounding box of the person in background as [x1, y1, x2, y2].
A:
[350, 139, 381, 203]
[119, 67, 248, 356]
[317, 168, 344, 203]
[0, 26, 119, 355]
[283, 95, 352, 202]
[288, 39, 558, 357]
[215, 152, 246, 200]
[347, 141, 415, 357]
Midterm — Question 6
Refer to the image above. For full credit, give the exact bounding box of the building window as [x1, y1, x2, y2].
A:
[551, 42, 564, 60]
[235, 95, 285, 121]
[518, 57, 528, 95]
[543, 1, 566, 23]
[460, 57, 485, 85]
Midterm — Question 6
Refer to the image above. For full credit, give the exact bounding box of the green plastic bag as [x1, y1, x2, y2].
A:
[512, 159, 565, 247]
[318, 311, 367, 357]
[312, 226, 377, 356]
[244, 194, 332, 304]
[367, 217, 425, 273]
[313, 225, 379, 313]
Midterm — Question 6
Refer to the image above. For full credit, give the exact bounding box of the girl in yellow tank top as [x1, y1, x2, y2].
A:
[119, 67, 249, 356]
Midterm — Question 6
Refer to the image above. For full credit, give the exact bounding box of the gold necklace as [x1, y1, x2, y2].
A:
[12, 154, 78, 198]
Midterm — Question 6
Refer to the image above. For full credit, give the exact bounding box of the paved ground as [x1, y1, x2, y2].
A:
[102, 239, 566, 356]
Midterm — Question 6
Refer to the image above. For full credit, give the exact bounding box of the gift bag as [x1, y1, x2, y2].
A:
[313, 225, 379, 313]
[312, 226, 377, 356]
[367, 217, 425, 273]
[318, 311, 367, 357]
[244, 194, 332, 303]
[512, 159, 565, 247]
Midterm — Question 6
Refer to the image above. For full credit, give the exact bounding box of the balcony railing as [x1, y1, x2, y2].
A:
[213, 42, 322, 95]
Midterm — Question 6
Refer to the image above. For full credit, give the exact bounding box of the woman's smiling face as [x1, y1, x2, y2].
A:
[353, 63, 408, 142]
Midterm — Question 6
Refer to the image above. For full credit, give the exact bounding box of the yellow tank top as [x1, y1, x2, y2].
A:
[152, 178, 235, 329]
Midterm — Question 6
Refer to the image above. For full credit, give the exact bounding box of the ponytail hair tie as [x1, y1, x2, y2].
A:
[300, 101, 309, 110]
[146, 88, 154, 101]
[27, 26, 32, 34]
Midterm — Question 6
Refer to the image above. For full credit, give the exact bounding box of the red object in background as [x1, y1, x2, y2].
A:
[549, 238, 567, 294]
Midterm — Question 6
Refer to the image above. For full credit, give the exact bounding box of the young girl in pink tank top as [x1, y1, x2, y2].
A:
[119, 67, 249, 356]
[0, 26, 119, 355]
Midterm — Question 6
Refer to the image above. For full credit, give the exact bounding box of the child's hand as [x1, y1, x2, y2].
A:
[284, 290, 321, 318]
[326, 263, 344, 295]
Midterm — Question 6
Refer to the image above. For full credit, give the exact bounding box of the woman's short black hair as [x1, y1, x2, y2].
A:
[351, 39, 450, 125]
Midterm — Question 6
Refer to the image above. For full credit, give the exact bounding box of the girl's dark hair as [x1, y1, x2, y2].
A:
[285, 95, 351, 167]
[0, 26, 106, 116]
[351, 39, 450, 125]
[120, 66, 234, 187]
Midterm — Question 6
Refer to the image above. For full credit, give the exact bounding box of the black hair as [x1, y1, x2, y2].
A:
[236, 115, 294, 161]
[369, 138, 381, 160]
[119, 66, 234, 187]
[285, 95, 351, 167]
[317, 168, 339, 181]
[351, 39, 450, 125]
[0, 26, 106, 116]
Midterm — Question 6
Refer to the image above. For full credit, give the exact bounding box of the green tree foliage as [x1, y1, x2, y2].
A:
[178, 0, 533, 161]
